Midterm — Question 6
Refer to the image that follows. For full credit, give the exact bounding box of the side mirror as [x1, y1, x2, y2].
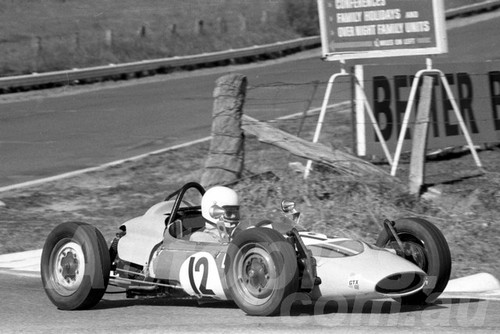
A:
[209, 205, 230, 243]
[281, 200, 298, 214]
[209, 205, 225, 220]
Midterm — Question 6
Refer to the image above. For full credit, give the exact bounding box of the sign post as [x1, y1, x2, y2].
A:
[304, 61, 393, 178]
[389, 58, 483, 176]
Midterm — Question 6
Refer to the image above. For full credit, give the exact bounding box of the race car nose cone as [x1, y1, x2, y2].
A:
[314, 241, 426, 299]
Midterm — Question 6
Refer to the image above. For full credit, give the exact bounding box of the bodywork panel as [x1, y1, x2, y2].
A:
[299, 233, 426, 299]
[117, 214, 165, 267]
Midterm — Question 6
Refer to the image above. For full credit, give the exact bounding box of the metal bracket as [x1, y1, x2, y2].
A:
[383, 219, 405, 256]
[287, 228, 321, 291]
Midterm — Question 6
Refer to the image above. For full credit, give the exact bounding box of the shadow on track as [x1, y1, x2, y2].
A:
[96, 294, 238, 311]
[283, 297, 485, 316]
[94, 288, 484, 317]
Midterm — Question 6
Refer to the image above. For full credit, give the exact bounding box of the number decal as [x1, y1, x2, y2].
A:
[188, 257, 215, 296]
[180, 252, 226, 299]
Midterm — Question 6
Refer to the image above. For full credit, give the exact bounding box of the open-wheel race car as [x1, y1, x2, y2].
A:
[41, 181, 452, 316]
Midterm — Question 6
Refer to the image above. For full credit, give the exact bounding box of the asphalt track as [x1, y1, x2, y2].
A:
[0, 268, 499, 333]
[1, 10, 500, 333]
[1, 11, 500, 189]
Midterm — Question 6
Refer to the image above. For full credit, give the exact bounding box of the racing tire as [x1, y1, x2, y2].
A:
[225, 227, 299, 316]
[41, 221, 111, 310]
[376, 217, 451, 305]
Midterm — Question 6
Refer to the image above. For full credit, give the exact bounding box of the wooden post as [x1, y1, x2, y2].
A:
[139, 25, 148, 38]
[201, 74, 247, 188]
[238, 14, 247, 32]
[195, 20, 204, 35]
[241, 115, 393, 180]
[217, 17, 228, 34]
[31, 36, 42, 72]
[409, 75, 434, 195]
[104, 29, 113, 48]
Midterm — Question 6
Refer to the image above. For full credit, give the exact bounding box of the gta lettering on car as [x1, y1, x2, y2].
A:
[349, 279, 360, 290]
[179, 252, 226, 299]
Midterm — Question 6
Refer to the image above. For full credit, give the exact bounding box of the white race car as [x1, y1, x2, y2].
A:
[41, 182, 451, 316]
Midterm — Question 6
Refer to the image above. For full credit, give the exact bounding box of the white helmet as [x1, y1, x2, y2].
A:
[201, 186, 240, 225]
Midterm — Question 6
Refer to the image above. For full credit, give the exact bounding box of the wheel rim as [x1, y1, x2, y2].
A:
[403, 240, 428, 271]
[388, 234, 429, 272]
[49, 240, 85, 296]
[233, 243, 277, 305]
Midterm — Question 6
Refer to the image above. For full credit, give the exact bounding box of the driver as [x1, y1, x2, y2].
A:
[189, 186, 240, 243]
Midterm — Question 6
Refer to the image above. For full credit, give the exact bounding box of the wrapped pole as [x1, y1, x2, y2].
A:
[201, 74, 246, 188]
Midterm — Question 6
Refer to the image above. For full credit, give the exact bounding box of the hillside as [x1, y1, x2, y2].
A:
[0, 0, 484, 76]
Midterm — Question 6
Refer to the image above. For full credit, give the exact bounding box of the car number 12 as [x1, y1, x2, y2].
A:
[188, 257, 215, 295]
[180, 252, 226, 299]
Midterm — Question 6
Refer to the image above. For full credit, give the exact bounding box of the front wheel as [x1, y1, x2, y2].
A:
[376, 217, 451, 305]
[225, 228, 299, 316]
[41, 222, 110, 310]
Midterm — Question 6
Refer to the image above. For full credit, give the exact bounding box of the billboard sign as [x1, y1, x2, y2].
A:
[354, 61, 500, 157]
[317, 0, 448, 61]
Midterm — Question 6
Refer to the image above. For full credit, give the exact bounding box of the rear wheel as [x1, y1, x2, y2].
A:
[225, 228, 298, 316]
[41, 222, 110, 310]
[376, 217, 451, 304]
